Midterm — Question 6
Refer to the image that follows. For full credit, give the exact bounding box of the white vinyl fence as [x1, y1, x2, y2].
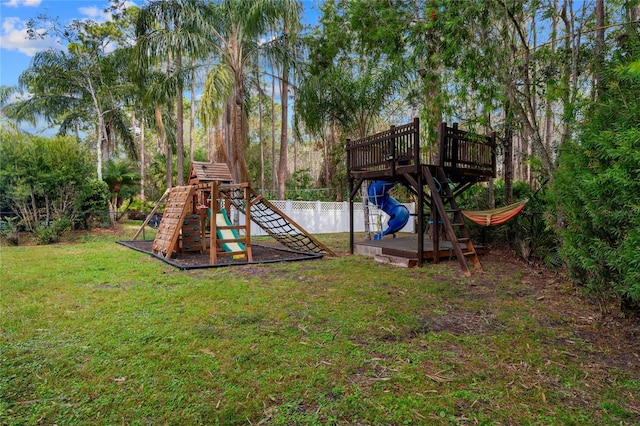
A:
[238, 200, 415, 236]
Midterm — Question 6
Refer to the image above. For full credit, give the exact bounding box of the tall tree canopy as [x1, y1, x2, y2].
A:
[199, 0, 302, 184]
[7, 16, 135, 180]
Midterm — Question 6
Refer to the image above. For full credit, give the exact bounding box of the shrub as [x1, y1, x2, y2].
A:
[553, 54, 640, 312]
[77, 179, 110, 229]
[0, 216, 20, 246]
[33, 218, 71, 245]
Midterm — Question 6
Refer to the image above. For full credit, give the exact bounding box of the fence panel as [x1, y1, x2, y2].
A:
[234, 200, 415, 236]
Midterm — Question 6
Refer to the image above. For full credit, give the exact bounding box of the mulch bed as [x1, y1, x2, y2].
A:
[118, 240, 323, 270]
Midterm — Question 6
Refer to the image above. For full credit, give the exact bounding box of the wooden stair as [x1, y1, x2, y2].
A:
[423, 166, 482, 276]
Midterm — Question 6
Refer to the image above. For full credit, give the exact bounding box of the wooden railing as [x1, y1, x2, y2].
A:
[346, 118, 496, 180]
[439, 122, 496, 178]
[346, 118, 420, 178]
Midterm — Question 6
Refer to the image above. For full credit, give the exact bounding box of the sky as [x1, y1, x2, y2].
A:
[0, 0, 321, 91]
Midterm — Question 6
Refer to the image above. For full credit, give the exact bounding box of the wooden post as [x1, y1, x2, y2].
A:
[413, 117, 420, 172]
[347, 139, 354, 255]
[210, 181, 218, 264]
[389, 125, 396, 176]
[417, 171, 424, 266]
[452, 123, 459, 176]
[438, 122, 446, 167]
[132, 188, 170, 240]
[490, 131, 497, 178]
[243, 184, 252, 262]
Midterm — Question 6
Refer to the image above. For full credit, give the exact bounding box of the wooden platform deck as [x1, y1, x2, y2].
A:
[354, 235, 489, 268]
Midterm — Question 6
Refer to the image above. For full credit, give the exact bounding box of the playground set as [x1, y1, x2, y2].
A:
[347, 118, 524, 276]
[127, 161, 334, 267]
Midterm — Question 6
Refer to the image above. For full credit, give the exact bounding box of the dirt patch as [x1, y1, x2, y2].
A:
[422, 308, 505, 335]
[469, 250, 640, 376]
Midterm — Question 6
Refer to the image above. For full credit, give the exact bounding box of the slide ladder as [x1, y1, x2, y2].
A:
[424, 166, 482, 276]
[211, 207, 252, 263]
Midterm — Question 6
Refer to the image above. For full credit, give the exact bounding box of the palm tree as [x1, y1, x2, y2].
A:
[103, 159, 140, 223]
[264, 17, 303, 199]
[199, 0, 302, 184]
[6, 25, 134, 180]
[0, 86, 20, 134]
[135, 0, 212, 186]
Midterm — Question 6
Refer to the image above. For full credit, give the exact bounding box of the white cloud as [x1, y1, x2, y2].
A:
[0, 16, 62, 57]
[2, 0, 42, 7]
[78, 1, 138, 22]
[78, 5, 110, 21]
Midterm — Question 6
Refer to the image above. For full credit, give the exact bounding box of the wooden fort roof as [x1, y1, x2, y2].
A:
[188, 162, 234, 185]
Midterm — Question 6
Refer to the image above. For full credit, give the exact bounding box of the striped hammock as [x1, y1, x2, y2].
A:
[462, 199, 529, 226]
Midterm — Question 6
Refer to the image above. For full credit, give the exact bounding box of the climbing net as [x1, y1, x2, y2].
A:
[226, 188, 333, 255]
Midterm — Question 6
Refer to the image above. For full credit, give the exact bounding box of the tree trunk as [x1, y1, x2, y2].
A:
[224, 102, 232, 166]
[154, 103, 171, 189]
[231, 84, 249, 184]
[594, 0, 605, 99]
[207, 124, 214, 162]
[271, 74, 277, 193]
[258, 81, 265, 193]
[542, 0, 559, 181]
[189, 60, 196, 164]
[292, 86, 298, 174]
[488, 179, 495, 210]
[362, 182, 371, 240]
[176, 48, 184, 186]
[277, 66, 289, 200]
[503, 100, 514, 204]
[88, 77, 104, 180]
[135, 109, 146, 201]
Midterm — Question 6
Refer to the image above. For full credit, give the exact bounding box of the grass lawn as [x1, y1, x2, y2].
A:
[1, 223, 639, 425]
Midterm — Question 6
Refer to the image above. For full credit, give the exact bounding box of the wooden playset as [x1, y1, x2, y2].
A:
[135, 162, 334, 265]
[347, 118, 499, 276]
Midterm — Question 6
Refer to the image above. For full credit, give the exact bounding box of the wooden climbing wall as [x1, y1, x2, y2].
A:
[152, 186, 195, 258]
[181, 212, 204, 252]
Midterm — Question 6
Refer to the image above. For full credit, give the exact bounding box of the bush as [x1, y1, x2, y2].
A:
[77, 179, 110, 229]
[122, 197, 155, 220]
[0, 216, 20, 246]
[33, 218, 71, 245]
[0, 133, 102, 231]
[553, 55, 640, 312]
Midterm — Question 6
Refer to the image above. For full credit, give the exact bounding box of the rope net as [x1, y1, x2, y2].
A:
[226, 189, 333, 255]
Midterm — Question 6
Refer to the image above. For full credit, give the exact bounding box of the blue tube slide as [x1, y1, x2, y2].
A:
[368, 181, 410, 241]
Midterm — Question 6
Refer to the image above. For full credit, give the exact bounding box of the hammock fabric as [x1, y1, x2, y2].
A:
[462, 199, 529, 226]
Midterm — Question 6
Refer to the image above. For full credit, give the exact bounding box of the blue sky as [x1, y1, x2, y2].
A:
[0, 0, 124, 88]
[0, 0, 321, 90]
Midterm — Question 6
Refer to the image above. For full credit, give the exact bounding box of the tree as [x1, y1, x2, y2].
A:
[0, 133, 107, 231]
[199, 0, 302, 185]
[554, 17, 640, 313]
[5, 16, 134, 180]
[0, 86, 20, 134]
[297, 1, 404, 201]
[135, 0, 212, 186]
[103, 158, 140, 223]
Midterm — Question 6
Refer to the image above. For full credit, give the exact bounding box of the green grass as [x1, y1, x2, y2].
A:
[1, 223, 638, 425]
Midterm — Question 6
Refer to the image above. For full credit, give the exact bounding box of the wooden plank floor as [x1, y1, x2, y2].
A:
[354, 234, 488, 262]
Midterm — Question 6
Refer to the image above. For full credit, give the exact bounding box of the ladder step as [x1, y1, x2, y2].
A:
[458, 238, 470, 243]
[452, 222, 465, 227]
[463, 251, 477, 256]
